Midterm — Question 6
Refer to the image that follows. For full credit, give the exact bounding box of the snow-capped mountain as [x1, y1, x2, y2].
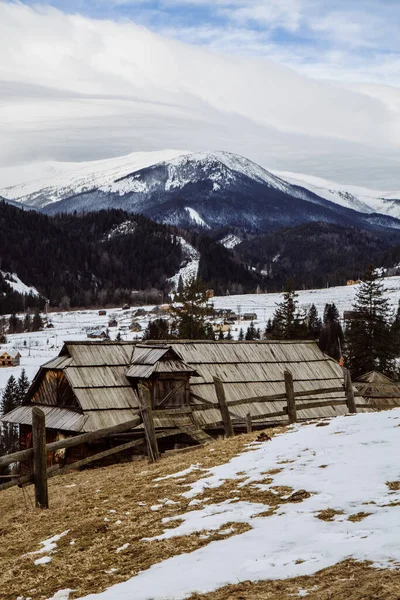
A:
[2, 150, 400, 233]
[272, 170, 400, 219]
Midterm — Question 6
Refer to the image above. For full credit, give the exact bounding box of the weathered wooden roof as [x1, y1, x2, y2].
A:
[354, 371, 400, 406]
[164, 341, 349, 425]
[126, 344, 198, 379]
[2, 405, 87, 431]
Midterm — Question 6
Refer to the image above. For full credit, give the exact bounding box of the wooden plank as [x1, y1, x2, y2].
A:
[0, 473, 32, 492]
[284, 370, 297, 424]
[138, 384, 160, 462]
[213, 376, 234, 438]
[344, 368, 357, 414]
[157, 380, 186, 407]
[355, 404, 398, 410]
[47, 438, 146, 476]
[294, 400, 348, 411]
[153, 408, 193, 417]
[190, 393, 219, 407]
[249, 410, 287, 421]
[32, 407, 49, 509]
[246, 413, 252, 433]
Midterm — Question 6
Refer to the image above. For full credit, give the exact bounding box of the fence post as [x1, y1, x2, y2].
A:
[246, 413, 252, 433]
[32, 407, 49, 509]
[138, 384, 160, 462]
[344, 368, 357, 414]
[284, 370, 297, 424]
[213, 376, 234, 438]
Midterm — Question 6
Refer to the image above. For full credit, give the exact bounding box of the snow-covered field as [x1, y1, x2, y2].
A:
[48, 410, 400, 600]
[2, 275, 400, 396]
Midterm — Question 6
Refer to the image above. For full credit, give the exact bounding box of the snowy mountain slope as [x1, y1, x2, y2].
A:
[273, 170, 400, 219]
[1, 271, 40, 297]
[0, 150, 186, 208]
[3, 150, 400, 233]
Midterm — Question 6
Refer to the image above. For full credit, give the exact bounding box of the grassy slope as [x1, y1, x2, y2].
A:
[1, 425, 399, 600]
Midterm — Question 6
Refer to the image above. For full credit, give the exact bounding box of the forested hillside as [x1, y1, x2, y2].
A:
[236, 222, 400, 291]
[0, 202, 260, 313]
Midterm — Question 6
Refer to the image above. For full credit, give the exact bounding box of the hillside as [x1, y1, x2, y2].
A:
[236, 222, 399, 291]
[2, 411, 399, 600]
[0, 202, 261, 313]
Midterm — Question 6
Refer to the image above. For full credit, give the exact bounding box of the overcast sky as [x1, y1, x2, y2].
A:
[1, 1, 400, 188]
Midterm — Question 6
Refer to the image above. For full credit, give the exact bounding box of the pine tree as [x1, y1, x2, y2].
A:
[226, 328, 233, 340]
[31, 309, 43, 332]
[116, 331, 122, 342]
[17, 369, 29, 404]
[272, 281, 306, 339]
[391, 300, 400, 355]
[318, 303, 344, 361]
[0, 375, 20, 453]
[307, 304, 322, 339]
[23, 312, 31, 332]
[143, 318, 170, 341]
[170, 277, 211, 340]
[238, 328, 244, 341]
[245, 321, 256, 340]
[345, 266, 395, 378]
[218, 328, 224, 340]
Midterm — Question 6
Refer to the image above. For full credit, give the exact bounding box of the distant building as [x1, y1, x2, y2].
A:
[98, 310, 107, 316]
[205, 289, 214, 299]
[242, 312, 258, 321]
[122, 304, 130, 311]
[0, 350, 21, 367]
[346, 280, 361, 286]
[87, 328, 108, 340]
[108, 319, 118, 328]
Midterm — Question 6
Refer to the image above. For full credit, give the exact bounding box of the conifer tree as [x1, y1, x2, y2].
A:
[170, 277, 211, 340]
[0, 375, 20, 453]
[218, 328, 224, 340]
[143, 318, 170, 341]
[245, 321, 256, 340]
[31, 309, 43, 332]
[238, 328, 244, 341]
[226, 328, 233, 340]
[318, 303, 344, 360]
[23, 312, 31, 332]
[345, 266, 395, 378]
[307, 304, 322, 339]
[17, 369, 29, 404]
[271, 281, 306, 339]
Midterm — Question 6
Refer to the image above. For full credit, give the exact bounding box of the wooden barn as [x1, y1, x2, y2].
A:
[354, 371, 400, 410]
[0, 350, 21, 367]
[2, 340, 356, 467]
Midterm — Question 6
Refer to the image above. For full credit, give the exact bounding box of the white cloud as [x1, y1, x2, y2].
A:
[0, 1, 400, 188]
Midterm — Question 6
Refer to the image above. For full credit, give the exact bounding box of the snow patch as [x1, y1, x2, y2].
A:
[1, 271, 40, 297]
[219, 233, 241, 249]
[168, 237, 200, 290]
[184, 207, 210, 229]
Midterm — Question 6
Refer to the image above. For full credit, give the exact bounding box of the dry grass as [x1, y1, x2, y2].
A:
[386, 481, 400, 491]
[347, 511, 372, 522]
[187, 560, 400, 600]
[315, 508, 344, 521]
[0, 426, 289, 600]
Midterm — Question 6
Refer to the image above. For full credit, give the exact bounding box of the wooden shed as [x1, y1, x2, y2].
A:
[354, 371, 400, 409]
[0, 350, 21, 367]
[2, 340, 355, 467]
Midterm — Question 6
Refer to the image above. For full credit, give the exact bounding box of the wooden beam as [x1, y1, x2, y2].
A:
[32, 407, 49, 509]
[213, 376, 234, 438]
[249, 410, 287, 421]
[293, 399, 348, 411]
[344, 368, 357, 414]
[138, 384, 160, 462]
[284, 370, 297, 424]
[246, 413, 252, 433]
[190, 393, 219, 408]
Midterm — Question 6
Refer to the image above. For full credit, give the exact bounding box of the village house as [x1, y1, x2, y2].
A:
[354, 371, 400, 409]
[1, 339, 366, 468]
[108, 319, 118, 328]
[242, 312, 258, 321]
[0, 350, 21, 367]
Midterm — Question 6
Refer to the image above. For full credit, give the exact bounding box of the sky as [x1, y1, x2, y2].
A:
[1, 1, 400, 188]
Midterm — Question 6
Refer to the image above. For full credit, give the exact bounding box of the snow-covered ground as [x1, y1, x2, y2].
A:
[2, 275, 400, 397]
[49, 410, 400, 600]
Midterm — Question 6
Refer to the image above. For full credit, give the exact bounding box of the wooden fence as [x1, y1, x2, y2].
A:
[0, 366, 377, 509]
[210, 367, 358, 436]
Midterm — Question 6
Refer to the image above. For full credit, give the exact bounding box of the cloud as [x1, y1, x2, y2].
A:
[0, 1, 400, 188]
